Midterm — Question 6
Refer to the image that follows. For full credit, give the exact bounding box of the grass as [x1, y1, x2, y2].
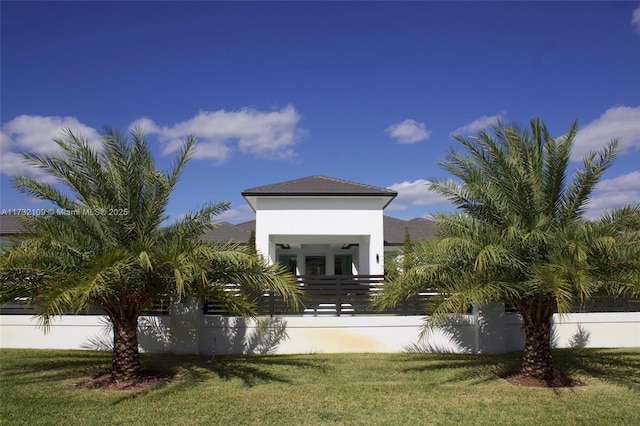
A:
[1, 348, 639, 425]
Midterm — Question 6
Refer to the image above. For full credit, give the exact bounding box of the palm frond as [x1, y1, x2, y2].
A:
[562, 139, 620, 224]
[378, 118, 639, 332]
[4, 126, 303, 331]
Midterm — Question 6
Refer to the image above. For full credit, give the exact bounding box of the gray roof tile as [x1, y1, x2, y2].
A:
[0, 215, 28, 235]
[203, 220, 255, 243]
[242, 175, 398, 197]
[382, 216, 436, 246]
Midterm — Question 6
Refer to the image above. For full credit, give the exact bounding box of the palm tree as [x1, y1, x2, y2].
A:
[378, 119, 640, 381]
[0, 127, 300, 384]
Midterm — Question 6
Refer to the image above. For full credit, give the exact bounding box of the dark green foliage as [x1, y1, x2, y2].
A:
[247, 228, 257, 256]
[378, 118, 640, 379]
[0, 128, 301, 383]
[402, 227, 414, 274]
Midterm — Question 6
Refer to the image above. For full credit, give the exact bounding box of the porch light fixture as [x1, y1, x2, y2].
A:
[376, 254, 380, 264]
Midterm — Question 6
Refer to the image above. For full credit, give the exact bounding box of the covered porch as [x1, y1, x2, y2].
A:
[269, 234, 380, 276]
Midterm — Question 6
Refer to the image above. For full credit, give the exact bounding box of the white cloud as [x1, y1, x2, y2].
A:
[0, 115, 99, 178]
[0, 151, 37, 178]
[2, 115, 99, 155]
[386, 179, 450, 211]
[215, 205, 256, 224]
[0, 131, 12, 154]
[384, 203, 408, 212]
[585, 171, 640, 219]
[386, 119, 431, 144]
[451, 113, 505, 136]
[632, 6, 640, 34]
[130, 105, 303, 163]
[572, 106, 640, 161]
[595, 171, 640, 193]
[170, 205, 255, 226]
[129, 117, 161, 134]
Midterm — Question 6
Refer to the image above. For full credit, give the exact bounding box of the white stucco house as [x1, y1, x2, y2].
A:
[206, 175, 436, 277]
[201, 176, 436, 317]
[243, 175, 396, 278]
[1, 176, 638, 354]
[199, 176, 435, 318]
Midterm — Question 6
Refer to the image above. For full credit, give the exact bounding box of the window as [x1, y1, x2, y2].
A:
[278, 255, 298, 275]
[334, 254, 353, 275]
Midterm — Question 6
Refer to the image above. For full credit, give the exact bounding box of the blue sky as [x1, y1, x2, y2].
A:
[1, 1, 639, 224]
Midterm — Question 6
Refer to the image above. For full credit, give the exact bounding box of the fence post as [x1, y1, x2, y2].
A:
[269, 291, 275, 317]
[336, 276, 342, 317]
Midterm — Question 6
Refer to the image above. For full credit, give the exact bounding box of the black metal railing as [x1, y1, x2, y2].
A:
[572, 296, 640, 313]
[504, 296, 640, 314]
[204, 275, 435, 316]
[0, 296, 171, 316]
[6, 280, 636, 317]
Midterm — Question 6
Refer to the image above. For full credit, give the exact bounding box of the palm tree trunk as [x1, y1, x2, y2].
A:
[111, 314, 141, 384]
[521, 314, 554, 380]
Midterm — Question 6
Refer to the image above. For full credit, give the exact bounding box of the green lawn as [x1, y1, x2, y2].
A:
[1, 348, 639, 425]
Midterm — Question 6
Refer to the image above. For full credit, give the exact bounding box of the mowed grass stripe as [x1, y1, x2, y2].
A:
[1, 349, 639, 425]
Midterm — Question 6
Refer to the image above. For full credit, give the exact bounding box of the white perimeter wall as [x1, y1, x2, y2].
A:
[2, 309, 638, 354]
[0, 315, 173, 353]
[255, 197, 386, 275]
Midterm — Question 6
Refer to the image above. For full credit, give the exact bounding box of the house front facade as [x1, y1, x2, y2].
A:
[204, 176, 436, 317]
[242, 175, 397, 277]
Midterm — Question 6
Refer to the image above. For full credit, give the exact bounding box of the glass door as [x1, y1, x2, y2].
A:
[278, 255, 298, 275]
[305, 256, 326, 276]
[334, 254, 353, 275]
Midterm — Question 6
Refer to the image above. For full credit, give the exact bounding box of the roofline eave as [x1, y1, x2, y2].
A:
[241, 193, 397, 212]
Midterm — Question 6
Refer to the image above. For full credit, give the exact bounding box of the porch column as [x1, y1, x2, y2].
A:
[369, 231, 384, 276]
[326, 254, 335, 276]
[268, 239, 277, 266]
[359, 238, 370, 275]
[255, 223, 273, 265]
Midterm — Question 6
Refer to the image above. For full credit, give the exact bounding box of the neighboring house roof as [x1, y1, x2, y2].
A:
[242, 175, 398, 210]
[1, 211, 437, 246]
[382, 216, 437, 246]
[203, 216, 436, 246]
[0, 215, 27, 235]
[203, 220, 255, 243]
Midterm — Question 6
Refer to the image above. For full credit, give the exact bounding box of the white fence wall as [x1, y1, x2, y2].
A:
[2, 308, 638, 354]
[552, 312, 640, 348]
[0, 315, 173, 353]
